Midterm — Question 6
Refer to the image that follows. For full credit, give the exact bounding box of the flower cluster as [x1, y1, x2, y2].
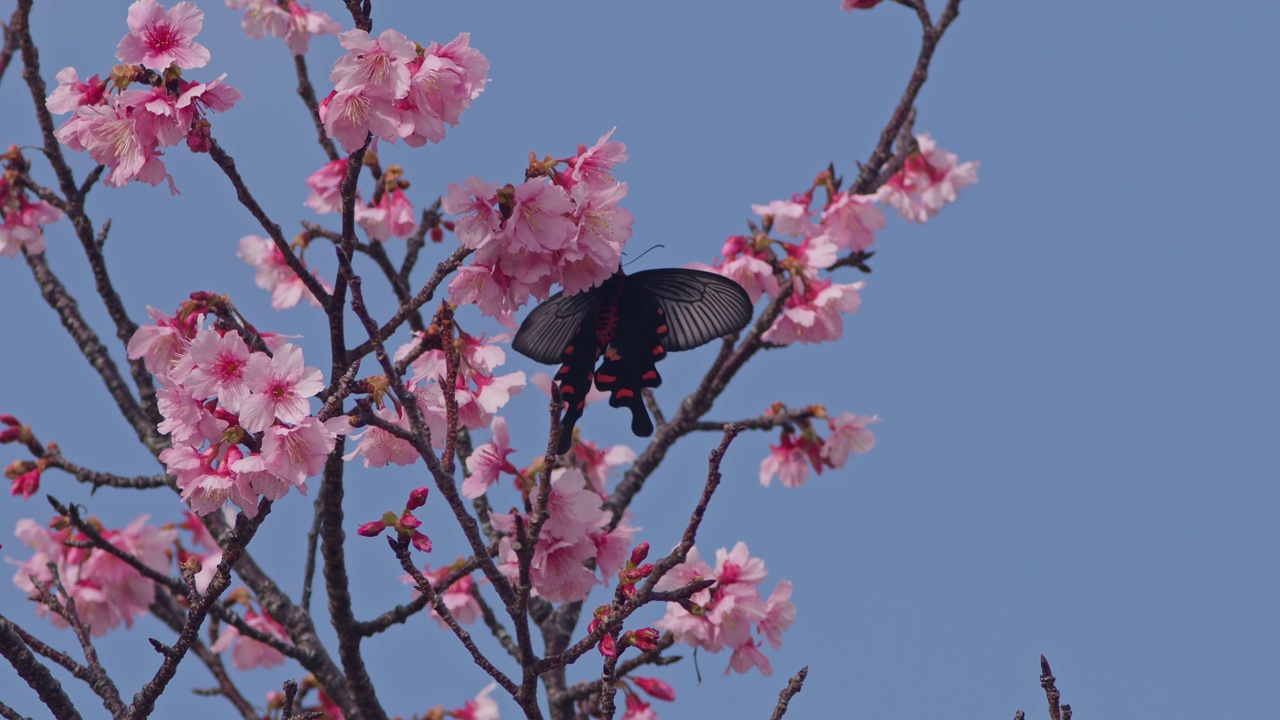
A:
[356, 486, 433, 553]
[0, 153, 64, 258]
[653, 542, 795, 676]
[879, 133, 980, 223]
[490, 468, 635, 603]
[210, 602, 291, 670]
[46, 0, 242, 193]
[760, 411, 879, 488]
[225, 0, 341, 56]
[319, 29, 489, 153]
[445, 130, 634, 326]
[127, 301, 346, 518]
[10, 515, 176, 636]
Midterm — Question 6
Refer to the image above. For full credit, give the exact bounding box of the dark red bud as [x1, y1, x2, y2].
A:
[406, 486, 429, 510]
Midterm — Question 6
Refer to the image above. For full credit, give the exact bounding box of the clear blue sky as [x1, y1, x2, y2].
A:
[2, 1, 1277, 718]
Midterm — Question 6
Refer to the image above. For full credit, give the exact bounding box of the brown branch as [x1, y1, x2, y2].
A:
[0, 614, 82, 720]
[390, 538, 519, 697]
[125, 500, 272, 719]
[550, 634, 678, 706]
[768, 666, 809, 720]
[147, 594, 257, 720]
[42, 450, 171, 491]
[345, 245, 472, 362]
[293, 54, 339, 162]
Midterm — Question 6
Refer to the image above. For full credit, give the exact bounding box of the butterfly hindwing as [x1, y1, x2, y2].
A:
[551, 320, 603, 453]
[594, 283, 667, 438]
[625, 269, 755, 351]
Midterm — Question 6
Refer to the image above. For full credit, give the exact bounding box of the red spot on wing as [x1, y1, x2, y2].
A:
[615, 388, 636, 400]
[641, 370, 658, 381]
[651, 346, 665, 357]
[596, 373, 617, 383]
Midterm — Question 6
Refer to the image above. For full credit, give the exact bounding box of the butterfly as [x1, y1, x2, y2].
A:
[512, 268, 754, 453]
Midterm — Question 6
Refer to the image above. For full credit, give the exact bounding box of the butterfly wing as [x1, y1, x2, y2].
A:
[512, 285, 608, 453]
[625, 269, 755, 352]
[512, 288, 602, 364]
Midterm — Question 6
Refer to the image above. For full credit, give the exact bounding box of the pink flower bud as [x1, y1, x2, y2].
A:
[627, 627, 660, 653]
[0, 415, 19, 426]
[398, 513, 422, 530]
[411, 531, 433, 553]
[406, 486, 429, 510]
[357, 521, 385, 537]
[9, 467, 40, 500]
[632, 676, 676, 702]
[598, 633, 617, 657]
[628, 541, 650, 566]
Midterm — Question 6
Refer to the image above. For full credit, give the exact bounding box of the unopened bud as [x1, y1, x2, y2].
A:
[628, 541, 650, 566]
[598, 633, 617, 658]
[357, 521, 386, 538]
[411, 531, 433, 553]
[406, 486, 429, 510]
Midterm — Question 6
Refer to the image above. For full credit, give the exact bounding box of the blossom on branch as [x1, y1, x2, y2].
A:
[878, 133, 979, 223]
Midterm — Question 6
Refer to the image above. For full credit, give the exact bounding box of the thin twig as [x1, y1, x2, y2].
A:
[768, 666, 809, 720]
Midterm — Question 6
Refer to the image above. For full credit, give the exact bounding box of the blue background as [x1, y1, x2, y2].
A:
[2, 1, 1277, 718]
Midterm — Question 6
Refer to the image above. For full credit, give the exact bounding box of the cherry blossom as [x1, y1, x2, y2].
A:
[570, 128, 629, 191]
[227, 0, 341, 56]
[762, 277, 864, 345]
[819, 191, 886, 252]
[759, 431, 820, 488]
[450, 682, 499, 720]
[211, 608, 291, 670]
[878, 133, 979, 222]
[116, 0, 211, 71]
[355, 187, 416, 242]
[822, 412, 879, 468]
[174, 328, 254, 412]
[238, 343, 324, 433]
[344, 405, 418, 468]
[304, 158, 347, 214]
[463, 416, 517, 498]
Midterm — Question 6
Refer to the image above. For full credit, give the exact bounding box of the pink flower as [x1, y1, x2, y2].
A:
[505, 179, 577, 254]
[878, 133, 979, 222]
[344, 405, 418, 468]
[819, 191, 885, 252]
[654, 542, 787, 676]
[759, 580, 795, 650]
[227, 0, 340, 56]
[127, 306, 197, 375]
[355, 188, 416, 242]
[176, 328, 254, 412]
[238, 235, 332, 310]
[417, 565, 482, 629]
[759, 432, 820, 488]
[320, 87, 401, 153]
[11, 516, 176, 636]
[763, 278, 863, 345]
[238, 343, 324, 433]
[463, 416, 517, 498]
[260, 416, 344, 488]
[561, 182, 632, 294]
[45, 68, 105, 114]
[450, 682, 499, 720]
[711, 251, 779, 304]
[116, 0, 211, 71]
[752, 196, 814, 238]
[211, 609, 291, 669]
[490, 468, 617, 602]
[0, 191, 62, 257]
[822, 412, 879, 468]
[442, 177, 502, 249]
[399, 33, 490, 147]
[330, 29, 415, 98]
[622, 693, 659, 720]
[304, 158, 347, 214]
[570, 439, 636, 495]
[570, 128, 629, 191]
[727, 641, 772, 676]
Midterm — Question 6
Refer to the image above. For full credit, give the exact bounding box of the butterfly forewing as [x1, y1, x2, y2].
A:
[627, 269, 755, 351]
[511, 288, 602, 364]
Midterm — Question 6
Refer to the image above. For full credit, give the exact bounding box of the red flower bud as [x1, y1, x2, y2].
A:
[0, 415, 19, 427]
[632, 676, 676, 702]
[628, 542, 650, 566]
[398, 513, 422, 530]
[598, 633, 617, 658]
[411, 531, 433, 553]
[357, 521, 386, 537]
[429, 226, 444, 243]
[406, 486, 429, 510]
[627, 627, 660, 653]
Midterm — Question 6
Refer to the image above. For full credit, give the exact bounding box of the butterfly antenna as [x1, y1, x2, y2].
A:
[621, 244, 666, 267]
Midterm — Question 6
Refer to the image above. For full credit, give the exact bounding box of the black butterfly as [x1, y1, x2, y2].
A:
[513, 268, 754, 453]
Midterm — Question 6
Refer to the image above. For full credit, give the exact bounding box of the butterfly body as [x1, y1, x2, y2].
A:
[513, 268, 753, 453]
